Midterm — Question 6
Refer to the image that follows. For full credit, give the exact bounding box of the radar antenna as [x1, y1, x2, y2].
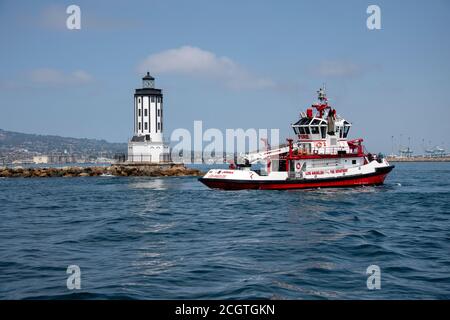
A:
[317, 84, 327, 102]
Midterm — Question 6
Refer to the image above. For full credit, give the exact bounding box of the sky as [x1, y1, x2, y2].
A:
[0, 0, 449, 154]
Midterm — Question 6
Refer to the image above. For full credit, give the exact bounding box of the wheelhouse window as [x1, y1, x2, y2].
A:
[311, 126, 319, 134]
[297, 118, 310, 126]
[343, 125, 350, 138]
[320, 126, 327, 138]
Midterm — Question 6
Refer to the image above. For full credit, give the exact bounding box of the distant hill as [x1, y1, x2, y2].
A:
[0, 129, 127, 163]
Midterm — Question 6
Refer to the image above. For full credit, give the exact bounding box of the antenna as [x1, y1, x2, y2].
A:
[317, 84, 327, 102]
[391, 135, 394, 156]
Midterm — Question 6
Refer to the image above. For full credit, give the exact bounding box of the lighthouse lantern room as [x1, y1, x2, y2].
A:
[127, 72, 170, 163]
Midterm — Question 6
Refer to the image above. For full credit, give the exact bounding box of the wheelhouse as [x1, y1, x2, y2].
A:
[292, 117, 328, 139]
[292, 117, 352, 140]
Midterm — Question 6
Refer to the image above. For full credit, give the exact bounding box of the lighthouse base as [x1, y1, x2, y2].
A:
[127, 139, 171, 164]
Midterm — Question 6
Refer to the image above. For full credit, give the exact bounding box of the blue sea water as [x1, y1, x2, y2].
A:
[0, 162, 449, 300]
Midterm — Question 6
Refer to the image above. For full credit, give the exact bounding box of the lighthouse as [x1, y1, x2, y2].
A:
[127, 72, 170, 163]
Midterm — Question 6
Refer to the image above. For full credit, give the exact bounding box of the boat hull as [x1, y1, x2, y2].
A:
[199, 166, 394, 190]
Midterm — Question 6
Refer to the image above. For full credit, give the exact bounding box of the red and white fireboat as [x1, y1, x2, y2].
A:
[199, 88, 394, 190]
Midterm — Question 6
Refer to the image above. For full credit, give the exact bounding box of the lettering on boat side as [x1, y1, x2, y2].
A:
[305, 168, 349, 176]
[209, 174, 227, 178]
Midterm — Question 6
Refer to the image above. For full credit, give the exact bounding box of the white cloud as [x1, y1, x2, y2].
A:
[138, 46, 275, 90]
[0, 68, 94, 90]
[29, 68, 93, 86]
[310, 61, 363, 78]
[34, 4, 141, 31]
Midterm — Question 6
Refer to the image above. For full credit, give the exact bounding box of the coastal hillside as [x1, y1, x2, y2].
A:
[0, 129, 127, 163]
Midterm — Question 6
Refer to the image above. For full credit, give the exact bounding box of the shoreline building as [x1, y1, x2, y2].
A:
[128, 72, 170, 163]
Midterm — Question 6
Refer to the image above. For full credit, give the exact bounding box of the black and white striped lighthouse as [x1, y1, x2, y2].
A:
[128, 72, 170, 163]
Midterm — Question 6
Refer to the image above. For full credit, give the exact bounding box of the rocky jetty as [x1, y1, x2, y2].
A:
[0, 164, 203, 178]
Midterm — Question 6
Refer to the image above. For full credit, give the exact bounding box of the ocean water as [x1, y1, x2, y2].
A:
[0, 162, 449, 300]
